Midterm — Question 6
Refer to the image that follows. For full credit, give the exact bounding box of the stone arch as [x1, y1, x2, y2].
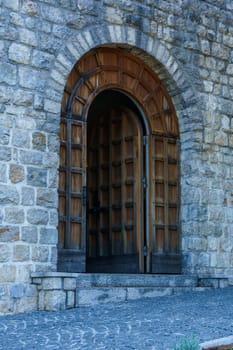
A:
[48, 24, 199, 128]
[45, 24, 204, 274]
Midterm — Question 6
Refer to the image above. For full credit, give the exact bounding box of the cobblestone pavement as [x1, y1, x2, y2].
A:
[1, 288, 233, 350]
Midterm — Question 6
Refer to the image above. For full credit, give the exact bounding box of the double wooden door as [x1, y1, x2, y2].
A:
[87, 106, 145, 273]
[58, 47, 181, 274]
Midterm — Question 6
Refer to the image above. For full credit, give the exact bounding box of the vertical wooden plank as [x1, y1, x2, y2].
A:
[65, 118, 72, 248]
[109, 111, 113, 256]
[164, 138, 169, 253]
[121, 112, 126, 255]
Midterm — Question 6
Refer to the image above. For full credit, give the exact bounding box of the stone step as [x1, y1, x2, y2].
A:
[76, 273, 198, 288]
[32, 272, 231, 311]
[75, 273, 199, 306]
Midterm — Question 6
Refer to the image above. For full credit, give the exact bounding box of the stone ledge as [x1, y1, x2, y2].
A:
[201, 335, 233, 349]
[31, 272, 80, 278]
[198, 275, 233, 288]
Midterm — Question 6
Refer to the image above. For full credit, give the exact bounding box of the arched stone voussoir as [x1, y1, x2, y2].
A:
[49, 23, 199, 129]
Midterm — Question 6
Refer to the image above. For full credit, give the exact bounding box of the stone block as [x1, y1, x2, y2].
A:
[219, 279, 229, 288]
[13, 90, 33, 107]
[64, 278, 76, 290]
[21, 226, 38, 243]
[32, 278, 42, 285]
[0, 163, 7, 183]
[49, 210, 58, 226]
[0, 62, 17, 85]
[27, 167, 47, 187]
[19, 66, 46, 91]
[0, 285, 8, 300]
[8, 43, 31, 64]
[36, 188, 58, 208]
[50, 246, 57, 264]
[42, 277, 62, 290]
[48, 168, 58, 188]
[0, 266, 16, 283]
[10, 12, 24, 26]
[38, 290, 45, 310]
[0, 226, 19, 242]
[27, 208, 49, 225]
[76, 288, 127, 306]
[12, 130, 31, 148]
[227, 64, 233, 75]
[2, 0, 19, 11]
[0, 244, 11, 262]
[13, 244, 30, 261]
[31, 246, 49, 262]
[127, 287, 173, 300]
[42, 290, 66, 311]
[0, 299, 14, 314]
[39, 227, 58, 244]
[198, 278, 219, 288]
[16, 265, 33, 283]
[5, 207, 25, 224]
[34, 94, 44, 110]
[0, 128, 10, 145]
[10, 284, 25, 298]
[16, 117, 36, 131]
[21, 187, 35, 206]
[14, 295, 37, 313]
[0, 146, 11, 161]
[20, 151, 43, 166]
[44, 98, 61, 114]
[21, 0, 38, 16]
[32, 132, 46, 151]
[66, 290, 75, 308]
[31, 50, 53, 69]
[18, 28, 37, 47]
[9, 164, 25, 183]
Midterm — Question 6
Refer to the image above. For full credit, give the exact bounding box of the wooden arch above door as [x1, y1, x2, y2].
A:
[58, 47, 181, 273]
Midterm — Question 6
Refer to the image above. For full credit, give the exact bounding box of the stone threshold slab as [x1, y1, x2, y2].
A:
[201, 335, 233, 350]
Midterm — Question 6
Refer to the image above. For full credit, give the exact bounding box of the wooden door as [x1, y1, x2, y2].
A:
[58, 47, 181, 274]
[150, 135, 181, 273]
[87, 106, 144, 273]
[58, 116, 87, 272]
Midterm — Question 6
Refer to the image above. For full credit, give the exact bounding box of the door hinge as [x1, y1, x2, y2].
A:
[143, 246, 148, 256]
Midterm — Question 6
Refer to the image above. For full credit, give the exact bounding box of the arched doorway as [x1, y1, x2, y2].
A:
[58, 47, 181, 274]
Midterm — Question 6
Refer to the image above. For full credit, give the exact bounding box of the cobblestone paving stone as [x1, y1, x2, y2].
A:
[1, 288, 233, 350]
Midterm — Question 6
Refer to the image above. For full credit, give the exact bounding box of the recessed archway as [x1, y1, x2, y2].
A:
[58, 47, 181, 274]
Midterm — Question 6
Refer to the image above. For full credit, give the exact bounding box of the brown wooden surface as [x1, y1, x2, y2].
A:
[58, 47, 180, 273]
[87, 107, 143, 273]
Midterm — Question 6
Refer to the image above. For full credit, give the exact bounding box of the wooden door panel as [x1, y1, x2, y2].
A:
[87, 107, 143, 273]
[151, 135, 181, 273]
[58, 118, 86, 272]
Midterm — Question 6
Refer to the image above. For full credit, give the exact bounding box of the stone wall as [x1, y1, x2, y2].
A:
[0, 0, 233, 313]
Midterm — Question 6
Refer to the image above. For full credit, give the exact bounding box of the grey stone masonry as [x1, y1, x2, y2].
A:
[31, 272, 233, 312]
[0, 0, 233, 314]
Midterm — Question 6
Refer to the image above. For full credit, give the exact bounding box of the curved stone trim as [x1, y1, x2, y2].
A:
[48, 24, 198, 122]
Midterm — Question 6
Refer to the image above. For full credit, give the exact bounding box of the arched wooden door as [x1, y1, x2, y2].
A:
[58, 47, 181, 274]
[87, 104, 144, 273]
